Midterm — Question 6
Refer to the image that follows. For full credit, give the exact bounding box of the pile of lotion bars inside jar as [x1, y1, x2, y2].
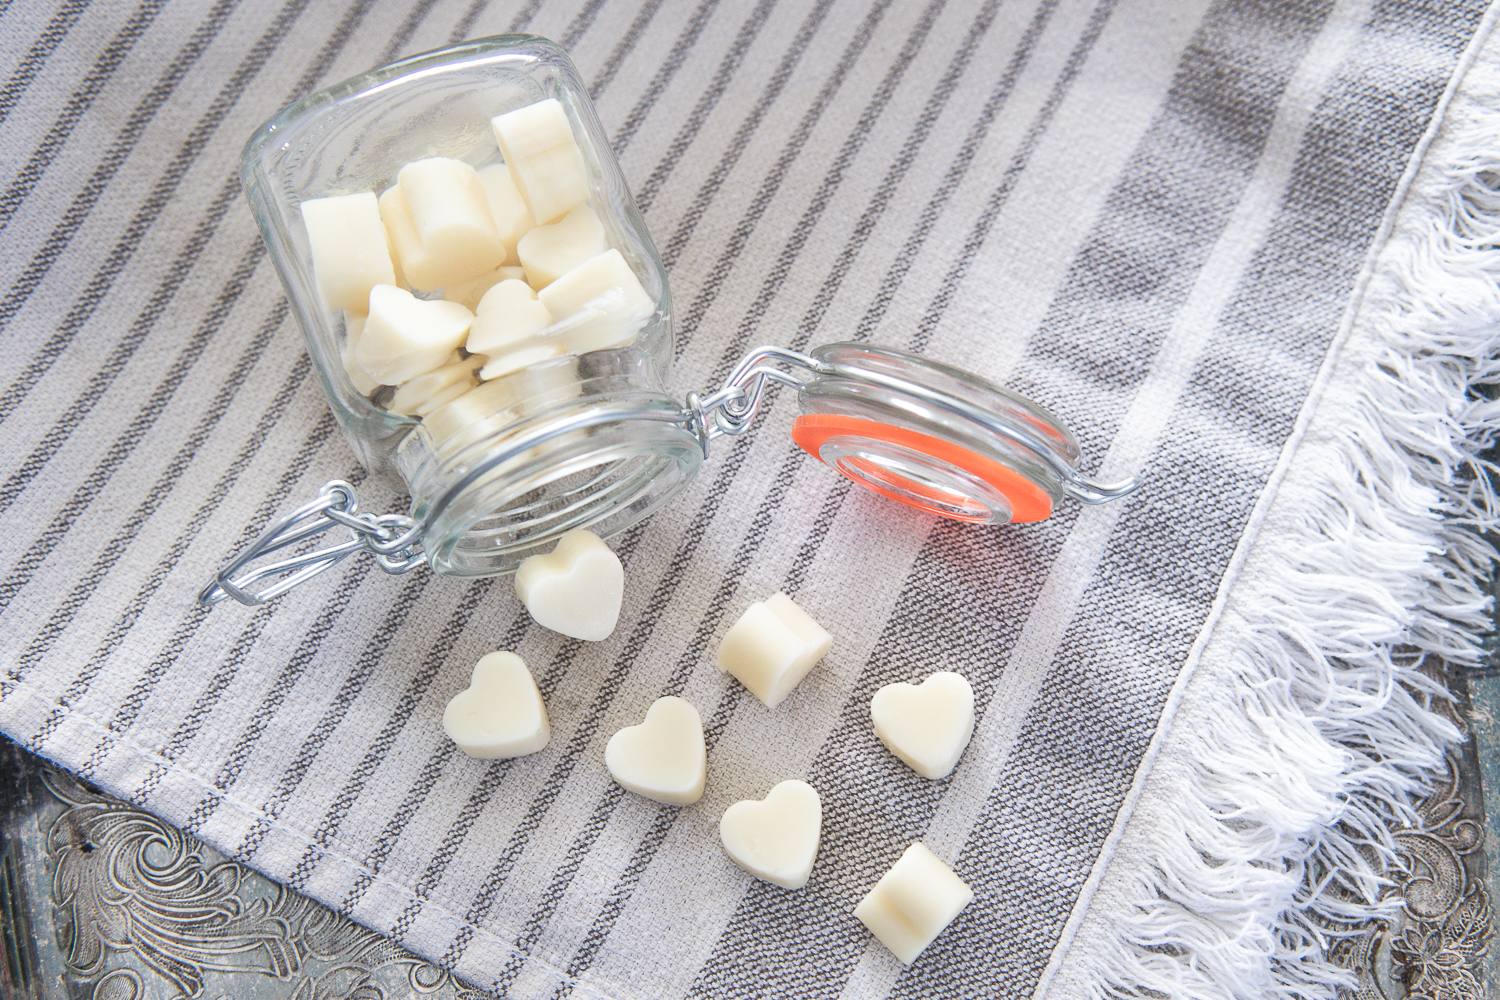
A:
[299, 96, 650, 444]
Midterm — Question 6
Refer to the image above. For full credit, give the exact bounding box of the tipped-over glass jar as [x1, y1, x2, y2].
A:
[207, 34, 1137, 607]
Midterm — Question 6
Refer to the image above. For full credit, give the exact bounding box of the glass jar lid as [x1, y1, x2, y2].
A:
[789, 344, 1133, 525]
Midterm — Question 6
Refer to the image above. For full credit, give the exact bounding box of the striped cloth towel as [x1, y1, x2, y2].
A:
[3, 1, 1497, 998]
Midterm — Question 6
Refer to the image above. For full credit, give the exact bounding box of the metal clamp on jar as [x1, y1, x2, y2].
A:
[201, 35, 1138, 608]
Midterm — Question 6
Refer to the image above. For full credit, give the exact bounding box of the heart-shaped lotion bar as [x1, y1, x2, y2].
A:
[354, 284, 473, 385]
[514, 529, 624, 641]
[442, 651, 550, 759]
[719, 779, 822, 889]
[605, 696, 706, 805]
[870, 672, 975, 779]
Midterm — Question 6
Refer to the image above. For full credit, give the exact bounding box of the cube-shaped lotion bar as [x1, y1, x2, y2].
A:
[538, 248, 654, 355]
[854, 842, 973, 965]
[491, 98, 590, 224]
[382, 158, 505, 290]
[301, 192, 395, 313]
[717, 593, 832, 708]
[477, 164, 534, 262]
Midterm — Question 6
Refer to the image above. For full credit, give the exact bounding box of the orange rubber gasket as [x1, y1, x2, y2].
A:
[790, 414, 1054, 522]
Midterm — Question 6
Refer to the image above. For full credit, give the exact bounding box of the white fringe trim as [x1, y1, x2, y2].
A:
[1084, 27, 1500, 1000]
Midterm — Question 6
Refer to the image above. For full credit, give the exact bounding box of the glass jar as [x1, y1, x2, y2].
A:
[242, 34, 696, 577]
[212, 34, 1137, 606]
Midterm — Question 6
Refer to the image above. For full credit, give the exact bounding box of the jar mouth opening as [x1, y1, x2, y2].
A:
[820, 439, 1013, 524]
[792, 414, 1062, 525]
[410, 397, 702, 576]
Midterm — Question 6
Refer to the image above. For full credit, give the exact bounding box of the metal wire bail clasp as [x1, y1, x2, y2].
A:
[199, 481, 425, 607]
[686, 346, 820, 447]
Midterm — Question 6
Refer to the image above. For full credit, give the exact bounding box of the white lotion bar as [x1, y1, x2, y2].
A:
[395, 157, 506, 288]
[717, 592, 832, 708]
[539, 248, 654, 356]
[354, 285, 473, 386]
[870, 672, 975, 779]
[442, 651, 549, 759]
[491, 98, 590, 224]
[423, 358, 581, 455]
[301, 192, 395, 312]
[378, 184, 432, 288]
[388, 355, 478, 417]
[605, 696, 706, 805]
[479, 343, 560, 381]
[477, 164, 534, 262]
[467, 278, 553, 359]
[517, 203, 607, 289]
[341, 312, 381, 395]
[514, 529, 624, 641]
[719, 779, 821, 889]
[854, 842, 973, 965]
[421, 378, 510, 455]
[444, 264, 525, 312]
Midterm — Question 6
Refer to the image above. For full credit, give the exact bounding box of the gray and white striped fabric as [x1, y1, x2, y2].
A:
[1, 1, 1490, 997]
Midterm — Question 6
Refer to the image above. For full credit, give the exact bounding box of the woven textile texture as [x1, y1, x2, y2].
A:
[1, 1, 1493, 998]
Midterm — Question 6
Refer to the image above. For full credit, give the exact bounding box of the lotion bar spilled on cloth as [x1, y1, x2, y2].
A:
[717, 592, 832, 708]
[719, 779, 822, 889]
[854, 842, 973, 964]
[514, 529, 624, 641]
[870, 672, 975, 779]
[605, 696, 706, 805]
[442, 651, 550, 759]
